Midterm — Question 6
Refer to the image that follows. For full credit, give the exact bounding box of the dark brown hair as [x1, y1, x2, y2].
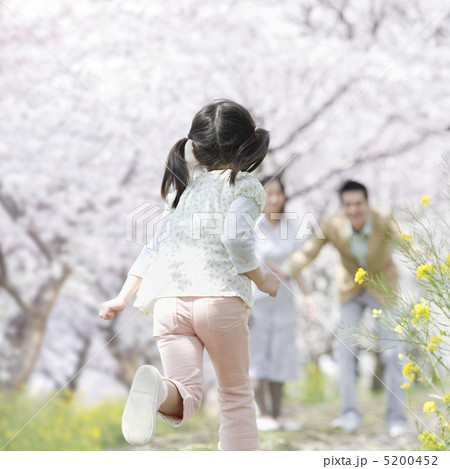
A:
[339, 180, 368, 200]
[260, 175, 287, 213]
[161, 99, 270, 208]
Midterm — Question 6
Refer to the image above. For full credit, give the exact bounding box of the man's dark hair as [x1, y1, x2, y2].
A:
[339, 180, 368, 200]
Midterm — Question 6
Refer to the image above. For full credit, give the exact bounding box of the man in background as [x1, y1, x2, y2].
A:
[282, 180, 406, 437]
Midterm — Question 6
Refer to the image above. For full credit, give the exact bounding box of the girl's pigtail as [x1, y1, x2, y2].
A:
[161, 138, 190, 208]
[229, 127, 270, 184]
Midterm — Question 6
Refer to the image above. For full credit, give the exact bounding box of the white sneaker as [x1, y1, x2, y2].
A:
[256, 416, 281, 431]
[122, 365, 167, 446]
[388, 424, 407, 438]
[280, 420, 303, 431]
[330, 412, 361, 433]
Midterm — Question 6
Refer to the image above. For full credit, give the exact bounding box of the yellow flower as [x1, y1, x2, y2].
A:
[354, 268, 367, 285]
[398, 353, 404, 359]
[443, 393, 450, 404]
[416, 264, 435, 280]
[403, 362, 419, 378]
[426, 335, 443, 351]
[401, 383, 410, 390]
[401, 233, 412, 241]
[417, 377, 423, 382]
[420, 195, 431, 207]
[411, 303, 430, 323]
[395, 323, 405, 334]
[372, 308, 382, 318]
[423, 401, 437, 415]
[418, 430, 437, 449]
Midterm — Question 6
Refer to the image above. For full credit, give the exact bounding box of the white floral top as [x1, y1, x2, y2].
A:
[128, 169, 266, 315]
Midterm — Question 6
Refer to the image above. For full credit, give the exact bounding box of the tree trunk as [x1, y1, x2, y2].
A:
[0, 260, 71, 391]
[8, 315, 48, 390]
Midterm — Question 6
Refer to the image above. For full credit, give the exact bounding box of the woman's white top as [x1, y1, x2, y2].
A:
[128, 169, 266, 315]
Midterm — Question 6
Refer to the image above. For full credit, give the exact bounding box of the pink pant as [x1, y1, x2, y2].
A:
[153, 296, 259, 451]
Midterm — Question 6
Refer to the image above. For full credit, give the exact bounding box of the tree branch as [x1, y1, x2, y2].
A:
[33, 263, 72, 317]
[288, 126, 449, 200]
[269, 79, 356, 153]
[0, 190, 54, 262]
[0, 243, 7, 285]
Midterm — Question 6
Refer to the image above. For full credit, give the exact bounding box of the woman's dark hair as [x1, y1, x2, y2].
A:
[260, 175, 287, 213]
[161, 99, 270, 208]
[338, 180, 368, 200]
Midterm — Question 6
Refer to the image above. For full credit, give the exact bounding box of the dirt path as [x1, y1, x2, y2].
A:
[114, 390, 426, 451]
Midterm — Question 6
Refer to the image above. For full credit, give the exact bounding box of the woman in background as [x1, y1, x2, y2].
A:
[249, 175, 319, 431]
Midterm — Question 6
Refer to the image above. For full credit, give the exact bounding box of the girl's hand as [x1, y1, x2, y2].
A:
[99, 297, 127, 320]
[267, 264, 287, 279]
[259, 270, 280, 297]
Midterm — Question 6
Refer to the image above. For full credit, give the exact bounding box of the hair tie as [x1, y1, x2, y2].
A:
[186, 135, 190, 140]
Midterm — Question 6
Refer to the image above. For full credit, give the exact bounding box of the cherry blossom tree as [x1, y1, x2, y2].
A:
[0, 0, 448, 396]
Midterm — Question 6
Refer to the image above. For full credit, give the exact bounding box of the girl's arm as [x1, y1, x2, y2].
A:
[221, 197, 280, 297]
[245, 267, 279, 297]
[99, 194, 173, 319]
[117, 274, 143, 303]
[99, 201, 173, 320]
[99, 274, 142, 320]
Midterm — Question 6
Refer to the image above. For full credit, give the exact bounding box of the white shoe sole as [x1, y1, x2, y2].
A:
[122, 365, 162, 446]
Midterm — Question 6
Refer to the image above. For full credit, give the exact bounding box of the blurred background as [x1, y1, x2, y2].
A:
[0, 0, 449, 450]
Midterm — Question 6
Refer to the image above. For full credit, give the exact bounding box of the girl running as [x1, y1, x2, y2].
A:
[99, 99, 280, 450]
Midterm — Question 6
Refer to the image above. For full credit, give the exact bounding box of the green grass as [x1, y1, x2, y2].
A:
[0, 388, 220, 451]
[0, 373, 441, 451]
[284, 362, 340, 404]
[0, 390, 124, 450]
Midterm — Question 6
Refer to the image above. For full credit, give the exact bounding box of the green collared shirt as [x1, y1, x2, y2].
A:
[348, 217, 371, 268]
